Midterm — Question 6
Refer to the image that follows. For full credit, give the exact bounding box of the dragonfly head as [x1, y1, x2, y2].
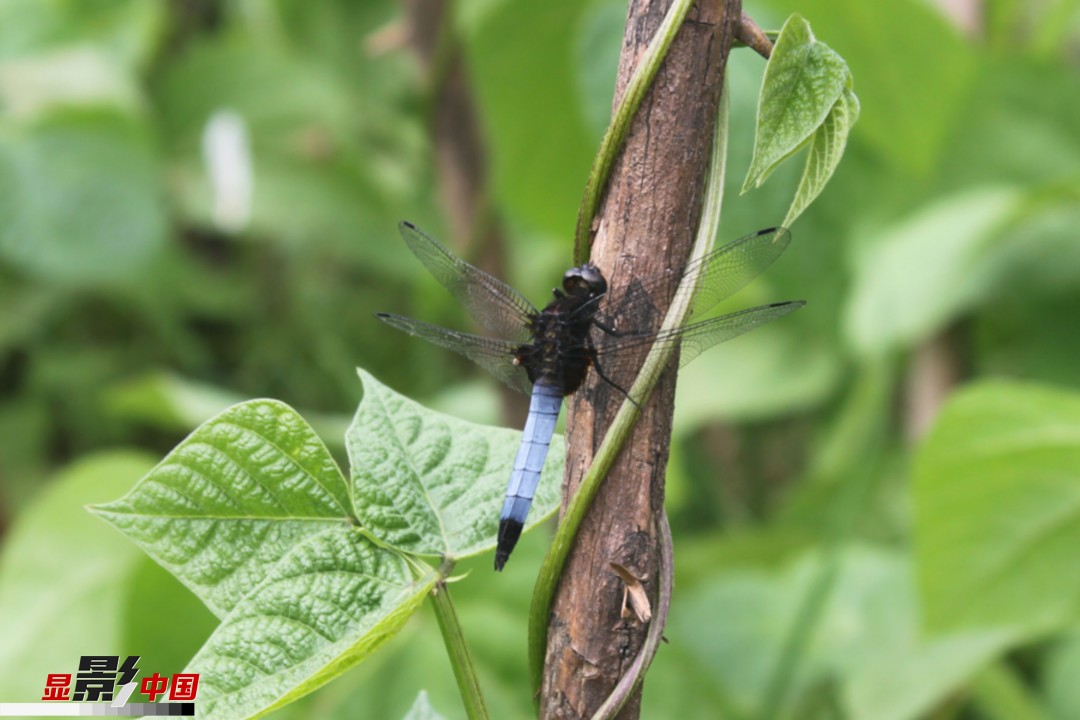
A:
[562, 264, 607, 298]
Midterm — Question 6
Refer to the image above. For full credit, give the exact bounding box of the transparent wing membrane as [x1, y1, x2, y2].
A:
[594, 227, 793, 330]
[376, 313, 532, 395]
[589, 301, 804, 401]
[398, 221, 537, 343]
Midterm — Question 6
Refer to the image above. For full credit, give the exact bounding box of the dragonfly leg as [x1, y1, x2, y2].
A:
[592, 317, 625, 337]
[588, 342, 640, 409]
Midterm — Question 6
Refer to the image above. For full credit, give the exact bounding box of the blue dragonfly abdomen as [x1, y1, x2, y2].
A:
[495, 381, 563, 570]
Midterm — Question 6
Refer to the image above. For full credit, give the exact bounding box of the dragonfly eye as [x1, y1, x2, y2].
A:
[562, 264, 607, 296]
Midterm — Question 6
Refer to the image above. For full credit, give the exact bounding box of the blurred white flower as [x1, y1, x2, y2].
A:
[201, 110, 253, 233]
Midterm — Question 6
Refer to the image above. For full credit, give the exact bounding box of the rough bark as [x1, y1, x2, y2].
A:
[540, 1, 741, 718]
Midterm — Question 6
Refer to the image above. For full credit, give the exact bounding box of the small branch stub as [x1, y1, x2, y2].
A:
[736, 11, 774, 59]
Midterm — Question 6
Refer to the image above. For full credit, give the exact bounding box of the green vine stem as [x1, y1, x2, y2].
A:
[572, 0, 697, 265]
[528, 77, 732, 695]
[430, 568, 489, 720]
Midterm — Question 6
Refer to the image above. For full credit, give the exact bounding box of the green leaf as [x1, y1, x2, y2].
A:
[782, 86, 859, 227]
[844, 187, 1023, 356]
[0, 451, 158, 698]
[184, 528, 437, 720]
[348, 369, 563, 560]
[91, 400, 355, 619]
[0, 108, 166, 283]
[742, 14, 854, 196]
[914, 381, 1080, 635]
[771, 0, 976, 176]
[90, 400, 441, 719]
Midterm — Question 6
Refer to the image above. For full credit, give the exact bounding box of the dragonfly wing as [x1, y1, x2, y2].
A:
[591, 301, 804, 387]
[377, 313, 533, 395]
[598, 227, 793, 333]
[665, 300, 804, 367]
[399, 221, 537, 343]
[680, 227, 793, 321]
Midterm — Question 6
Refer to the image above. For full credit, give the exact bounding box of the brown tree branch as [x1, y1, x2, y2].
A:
[735, 11, 774, 59]
[540, 0, 742, 718]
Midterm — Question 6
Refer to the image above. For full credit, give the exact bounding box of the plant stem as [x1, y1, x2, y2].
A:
[430, 578, 489, 720]
[529, 75, 732, 696]
[573, 0, 697, 265]
[734, 12, 776, 59]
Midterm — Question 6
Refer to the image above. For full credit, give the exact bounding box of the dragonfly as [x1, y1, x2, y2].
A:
[377, 221, 803, 570]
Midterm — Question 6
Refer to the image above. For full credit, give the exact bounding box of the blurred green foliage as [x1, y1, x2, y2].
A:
[1, 0, 1079, 718]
